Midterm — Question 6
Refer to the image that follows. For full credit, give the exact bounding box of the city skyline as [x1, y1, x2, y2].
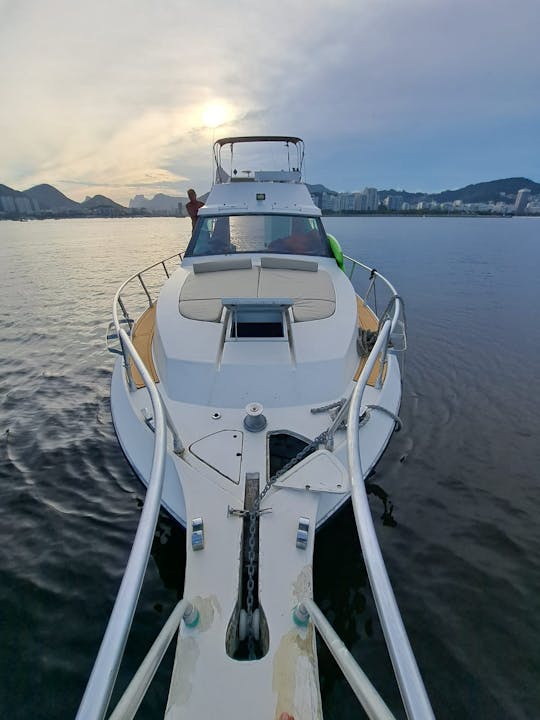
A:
[1, 1, 539, 205]
[3, 175, 539, 218]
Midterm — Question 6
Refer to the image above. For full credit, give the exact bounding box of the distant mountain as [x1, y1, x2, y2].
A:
[379, 177, 540, 204]
[80, 194, 127, 211]
[129, 193, 185, 212]
[0, 183, 41, 213]
[433, 177, 540, 204]
[0, 183, 22, 196]
[377, 188, 425, 204]
[306, 183, 337, 195]
[24, 183, 80, 211]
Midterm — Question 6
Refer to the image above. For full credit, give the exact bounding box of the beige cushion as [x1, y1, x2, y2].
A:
[179, 265, 336, 323]
[180, 268, 260, 321]
[193, 258, 252, 274]
[258, 268, 336, 321]
[260, 256, 318, 272]
[291, 299, 336, 322]
[179, 299, 224, 322]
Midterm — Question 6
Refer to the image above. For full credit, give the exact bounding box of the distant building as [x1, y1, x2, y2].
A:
[338, 193, 355, 212]
[354, 193, 368, 212]
[363, 187, 379, 212]
[383, 195, 403, 211]
[525, 195, 540, 214]
[129, 193, 186, 215]
[321, 192, 339, 212]
[514, 188, 531, 215]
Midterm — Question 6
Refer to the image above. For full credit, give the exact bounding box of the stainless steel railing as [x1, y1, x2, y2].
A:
[77, 253, 184, 720]
[315, 258, 432, 718]
[76, 328, 169, 720]
[343, 254, 404, 335]
[107, 598, 199, 720]
[293, 598, 397, 720]
[346, 319, 435, 720]
[110, 253, 183, 382]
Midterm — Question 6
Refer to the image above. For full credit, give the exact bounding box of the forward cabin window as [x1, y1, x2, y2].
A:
[185, 215, 333, 257]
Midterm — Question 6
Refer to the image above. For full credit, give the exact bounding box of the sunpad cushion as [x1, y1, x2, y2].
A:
[179, 265, 336, 322]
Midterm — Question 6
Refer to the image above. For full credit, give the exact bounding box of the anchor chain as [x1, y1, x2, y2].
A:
[244, 429, 329, 657]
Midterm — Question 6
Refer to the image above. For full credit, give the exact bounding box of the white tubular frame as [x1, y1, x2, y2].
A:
[299, 598, 397, 720]
[76, 331, 168, 720]
[347, 319, 435, 720]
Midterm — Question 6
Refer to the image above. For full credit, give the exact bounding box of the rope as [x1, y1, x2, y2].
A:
[366, 405, 403, 431]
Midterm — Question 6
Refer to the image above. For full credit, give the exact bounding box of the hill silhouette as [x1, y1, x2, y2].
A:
[434, 177, 540, 204]
[80, 194, 127, 211]
[24, 183, 80, 211]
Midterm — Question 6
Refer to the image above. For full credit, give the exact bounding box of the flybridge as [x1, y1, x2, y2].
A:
[213, 135, 305, 185]
[199, 181, 321, 216]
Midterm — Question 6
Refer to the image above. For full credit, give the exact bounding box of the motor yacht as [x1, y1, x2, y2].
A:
[77, 136, 434, 720]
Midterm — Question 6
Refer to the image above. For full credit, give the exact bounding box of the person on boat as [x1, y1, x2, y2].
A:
[186, 189, 204, 229]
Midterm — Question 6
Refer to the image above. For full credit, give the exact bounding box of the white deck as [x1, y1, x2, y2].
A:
[154, 256, 359, 407]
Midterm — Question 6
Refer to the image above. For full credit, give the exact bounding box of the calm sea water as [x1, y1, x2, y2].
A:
[1, 216, 539, 719]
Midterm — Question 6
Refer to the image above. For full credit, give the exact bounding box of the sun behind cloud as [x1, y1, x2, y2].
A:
[201, 102, 229, 129]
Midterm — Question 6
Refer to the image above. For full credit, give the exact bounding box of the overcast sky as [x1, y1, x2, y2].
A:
[1, 0, 538, 204]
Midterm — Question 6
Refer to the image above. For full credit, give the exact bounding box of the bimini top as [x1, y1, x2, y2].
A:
[213, 135, 305, 185]
[214, 135, 303, 146]
[203, 135, 318, 219]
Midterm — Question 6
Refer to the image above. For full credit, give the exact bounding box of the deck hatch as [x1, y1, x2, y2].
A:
[222, 297, 292, 340]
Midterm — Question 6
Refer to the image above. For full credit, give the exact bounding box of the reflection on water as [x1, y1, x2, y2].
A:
[1, 216, 540, 719]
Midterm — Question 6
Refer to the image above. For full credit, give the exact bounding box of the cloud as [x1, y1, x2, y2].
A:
[1, 0, 539, 201]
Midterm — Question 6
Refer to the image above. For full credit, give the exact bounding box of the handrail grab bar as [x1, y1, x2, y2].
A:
[325, 285, 403, 450]
[347, 321, 435, 720]
[343, 256, 403, 335]
[75, 328, 168, 720]
[112, 252, 185, 453]
[114, 253, 183, 318]
[296, 598, 397, 720]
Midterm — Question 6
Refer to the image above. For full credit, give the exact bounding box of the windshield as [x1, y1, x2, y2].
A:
[185, 214, 332, 257]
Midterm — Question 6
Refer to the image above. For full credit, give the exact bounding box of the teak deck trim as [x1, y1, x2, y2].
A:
[129, 296, 385, 390]
[130, 304, 159, 389]
[354, 296, 387, 385]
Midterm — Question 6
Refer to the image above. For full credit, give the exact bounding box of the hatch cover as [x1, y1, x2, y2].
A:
[189, 430, 244, 484]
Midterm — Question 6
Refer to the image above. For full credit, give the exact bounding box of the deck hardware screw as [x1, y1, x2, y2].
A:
[183, 603, 200, 628]
[292, 603, 310, 627]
